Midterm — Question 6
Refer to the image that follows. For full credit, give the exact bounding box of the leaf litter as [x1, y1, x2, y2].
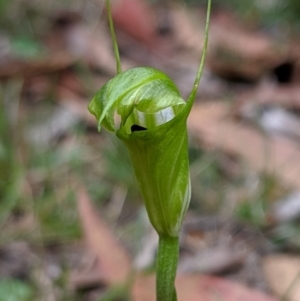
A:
[1, 0, 300, 300]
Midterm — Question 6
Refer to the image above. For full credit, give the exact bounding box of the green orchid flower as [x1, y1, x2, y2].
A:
[89, 1, 211, 300]
[89, 67, 192, 237]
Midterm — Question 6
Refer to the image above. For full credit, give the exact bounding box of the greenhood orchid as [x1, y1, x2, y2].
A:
[89, 67, 192, 237]
[88, 0, 211, 300]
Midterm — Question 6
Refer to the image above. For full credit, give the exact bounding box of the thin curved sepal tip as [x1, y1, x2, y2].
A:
[106, 0, 122, 74]
[187, 0, 212, 107]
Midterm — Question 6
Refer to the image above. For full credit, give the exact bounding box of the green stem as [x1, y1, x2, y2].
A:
[106, 0, 122, 74]
[187, 0, 212, 105]
[156, 236, 179, 301]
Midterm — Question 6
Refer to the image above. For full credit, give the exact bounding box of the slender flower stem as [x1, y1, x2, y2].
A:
[106, 0, 122, 74]
[156, 236, 179, 301]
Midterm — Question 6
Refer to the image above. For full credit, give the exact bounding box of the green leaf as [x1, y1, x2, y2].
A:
[11, 37, 45, 59]
[0, 279, 33, 301]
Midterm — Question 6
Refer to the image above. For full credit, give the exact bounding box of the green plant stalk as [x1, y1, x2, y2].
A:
[156, 236, 179, 301]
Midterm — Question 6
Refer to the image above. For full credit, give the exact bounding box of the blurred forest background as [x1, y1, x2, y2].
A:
[1, 0, 300, 300]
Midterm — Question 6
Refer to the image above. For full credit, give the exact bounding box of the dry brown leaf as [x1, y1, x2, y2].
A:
[207, 11, 287, 79]
[132, 274, 279, 301]
[169, 4, 205, 54]
[236, 84, 300, 112]
[56, 87, 96, 126]
[0, 51, 76, 78]
[76, 23, 134, 73]
[178, 246, 246, 274]
[46, 11, 134, 75]
[69, 269, 105, 291]
[58, 71, 87, 96]
[188, 102, 300, 189]
[77, 186, 131, 285]
[263, 255, 300, 301]
[111, 0, 159, 49]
